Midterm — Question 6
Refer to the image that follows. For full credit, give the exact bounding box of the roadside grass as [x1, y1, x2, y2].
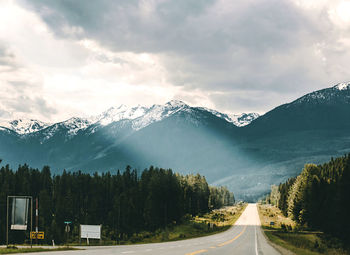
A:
[194, 203, 247, 227]
[0, 246, 77, 254]
[120, 203, 247, 245]
[76, 203, 247, 246]
[258, 203, 295, 229]
[258, 204, 349, 255]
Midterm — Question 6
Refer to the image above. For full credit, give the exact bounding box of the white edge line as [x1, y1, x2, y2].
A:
[255, 226, 258, 255]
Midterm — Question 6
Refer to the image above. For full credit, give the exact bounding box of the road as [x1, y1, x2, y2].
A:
[19, 204, 280, 255]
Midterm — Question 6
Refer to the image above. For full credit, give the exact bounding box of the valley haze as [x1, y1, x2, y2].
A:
[1, 82, 350, 201]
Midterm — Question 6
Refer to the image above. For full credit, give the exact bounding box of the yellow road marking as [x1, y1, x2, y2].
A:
[185, 225, 247, 255]
[217, 225, 247, 247]
[185, 249, 208, 255]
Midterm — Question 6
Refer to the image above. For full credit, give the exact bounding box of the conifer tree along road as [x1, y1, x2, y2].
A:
[23, 204, 279, 255]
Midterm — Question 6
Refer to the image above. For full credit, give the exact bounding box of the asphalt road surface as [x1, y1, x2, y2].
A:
[20, 204, 280, 255]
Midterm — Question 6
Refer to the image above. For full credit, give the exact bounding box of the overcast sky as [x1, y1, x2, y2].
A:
[1, 0, 350, 122]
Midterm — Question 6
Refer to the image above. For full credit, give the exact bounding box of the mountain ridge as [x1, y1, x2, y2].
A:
[1, 82, 350, 200]
[0, 100, 259, 135]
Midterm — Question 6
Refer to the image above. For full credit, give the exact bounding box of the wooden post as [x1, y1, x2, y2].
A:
[100, 225, 102, 245]
[30, 197, 33, 248]
[36, 198, 38, 245]
[6, 196, 9, 246]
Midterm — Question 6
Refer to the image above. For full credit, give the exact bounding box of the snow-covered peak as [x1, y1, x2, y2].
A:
[92, 101, 190, 130]
[96, 105, 149, 126]
[0, 101, 260, 137]
[165, 100, 187, 108]
[62, 117, 91, 129]
[131, 101, 191, 130]
[39, 117, 92, 141]
[195, 107, 259, 127]
[334, 82, 350, 91]
[290, 81, 350, 106]
[229, 113, 260, 127]
[0, 118, 51, 134]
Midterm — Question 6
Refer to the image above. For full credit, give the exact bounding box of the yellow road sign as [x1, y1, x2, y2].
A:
[30, 231, 44, 239]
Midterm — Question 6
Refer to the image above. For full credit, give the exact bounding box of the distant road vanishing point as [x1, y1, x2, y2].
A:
[21, 204, 280, 255]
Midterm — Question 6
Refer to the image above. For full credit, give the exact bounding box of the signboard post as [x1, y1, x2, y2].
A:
[64, 221, 72, 245]
[6, 196, 33, 247]
[80, 225, 102, 245]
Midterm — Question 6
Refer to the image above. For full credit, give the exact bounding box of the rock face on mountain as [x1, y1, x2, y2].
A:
[1, 82, 350, 200]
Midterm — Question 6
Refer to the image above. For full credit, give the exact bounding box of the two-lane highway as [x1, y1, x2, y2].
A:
[182, 204, 279, 255]
[20, 204, 280, 255]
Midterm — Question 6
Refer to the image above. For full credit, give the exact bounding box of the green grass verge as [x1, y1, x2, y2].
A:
[74, 203, 247, 246]
[258, 204, 349, 255]
[264, 230, 322, 255]
[264, 230, 349, 255]
[0, 247, 77, 254]
[119, 203, 247, 245]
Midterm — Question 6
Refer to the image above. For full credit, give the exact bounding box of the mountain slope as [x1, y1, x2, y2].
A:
[246, 82, 350, 135]
[0, 101, 244, 172]
[1, 82, 350, 200]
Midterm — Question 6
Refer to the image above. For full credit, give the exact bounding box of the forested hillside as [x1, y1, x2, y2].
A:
[0, 160, 234, 244]
[267, 154, 350, 244]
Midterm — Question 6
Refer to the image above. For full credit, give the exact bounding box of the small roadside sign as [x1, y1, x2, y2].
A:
[270, 221, 275, 226]
[30, 231, 44, 239]
[64, 221, 72, 224]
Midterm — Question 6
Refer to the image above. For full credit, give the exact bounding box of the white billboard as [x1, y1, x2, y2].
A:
[80, 225, 101, 239]
[11, 198, 29, 230]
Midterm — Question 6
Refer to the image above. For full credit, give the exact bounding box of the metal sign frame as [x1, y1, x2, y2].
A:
[6, 196, 33, 247]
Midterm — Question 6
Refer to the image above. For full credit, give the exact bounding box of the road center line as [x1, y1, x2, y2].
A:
[185, 249, 208, 255]
[185, 225, 247, 255]
[217, 225, 247, 247]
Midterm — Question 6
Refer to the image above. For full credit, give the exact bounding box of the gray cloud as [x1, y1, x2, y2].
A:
[18, 0, 350, 113]
[3, 94, 57, 119]
[0, 44, 57, 120]
[0, 45, 18, 70]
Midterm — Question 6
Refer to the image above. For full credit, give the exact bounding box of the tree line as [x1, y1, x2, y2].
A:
[0, 160, 234, 244]
[266, 154, 350, 244]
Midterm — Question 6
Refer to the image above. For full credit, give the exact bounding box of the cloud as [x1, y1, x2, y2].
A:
[0, 0, 184, 121]
[0, 0, 349, 119]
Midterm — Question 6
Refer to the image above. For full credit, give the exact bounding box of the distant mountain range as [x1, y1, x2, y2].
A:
[1, 82, 350, 200]
[0, 102, 259, 135]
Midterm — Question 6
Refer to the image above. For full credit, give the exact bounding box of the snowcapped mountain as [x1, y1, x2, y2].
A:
[131, 100, 193, 130]
[38, 117, 93, 141]
[247, 81, 350, 134]
[94, 105, 149, 126]
[289, 81, 350, 107]
[0, 101, 258, 138]
[1, 82, 350, 200]
[92, 100, 192, 130]
[0, 119, 51, 134]
[197, 107, 259, 127]
[198, 107, 233, 123]
[229, 113, 260, 127]
[334, 82, 350, 91]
